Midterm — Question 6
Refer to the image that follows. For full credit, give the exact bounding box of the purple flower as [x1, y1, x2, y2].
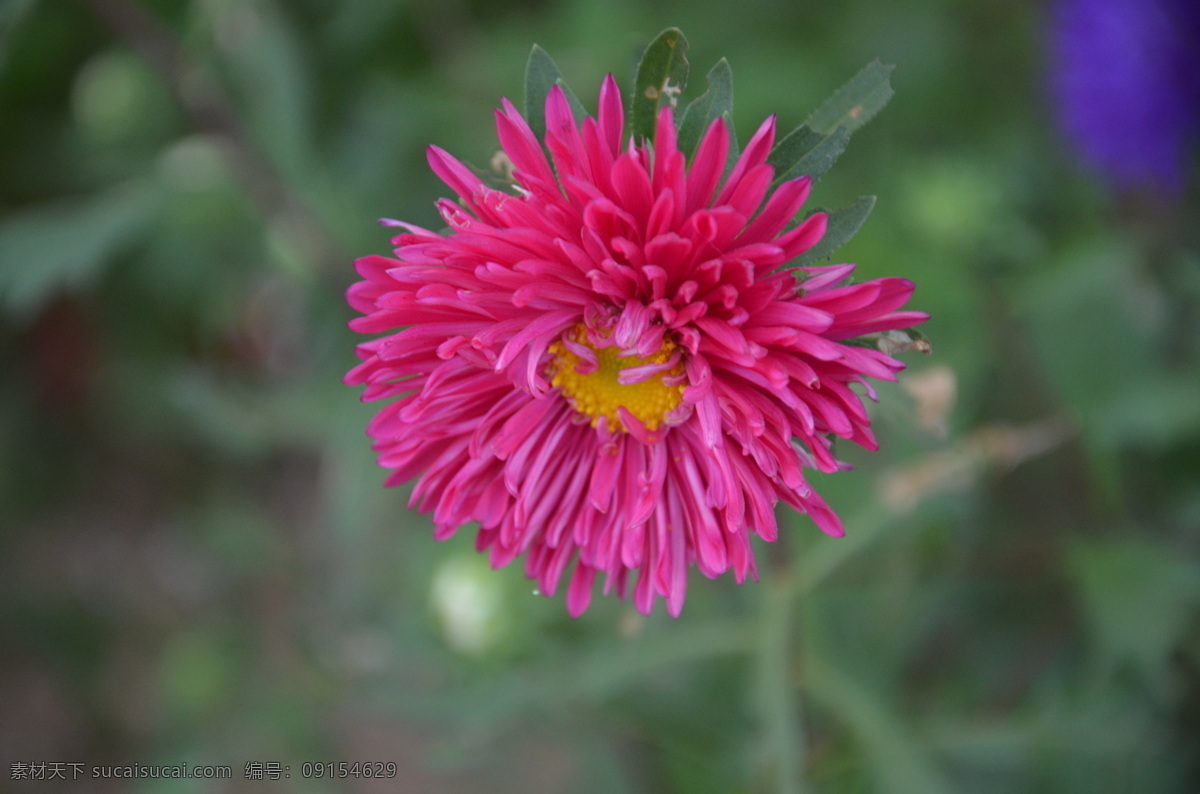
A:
[1049, 0, 1200, 191]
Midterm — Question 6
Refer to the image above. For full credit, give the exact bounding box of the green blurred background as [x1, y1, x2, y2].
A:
[2, 0, 1198, 791]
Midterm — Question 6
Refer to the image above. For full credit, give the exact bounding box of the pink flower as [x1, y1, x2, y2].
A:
[346, 77, 927, 617]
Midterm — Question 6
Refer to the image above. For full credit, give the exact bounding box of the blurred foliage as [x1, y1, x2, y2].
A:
[2, 0, 1199, 792]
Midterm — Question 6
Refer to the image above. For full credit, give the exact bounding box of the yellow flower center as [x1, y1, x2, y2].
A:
[549, 324, 685, 432]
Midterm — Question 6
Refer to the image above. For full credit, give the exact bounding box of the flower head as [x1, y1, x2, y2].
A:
[346, 74, 927, 616]
[1049, 0, 1200, 191]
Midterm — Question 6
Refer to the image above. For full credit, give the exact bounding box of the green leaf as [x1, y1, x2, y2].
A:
[677, 58, 733, 158]
[788, 125, 849, 181]
[767, 124, 824, 173]
[771, 124, 850, 185]
[1068, 538, 1200, 684]
[0, 180, 158, 320]
[631, 27, 690, 142]
[805, 59, 895, 136]
[791, 195, 876, 267]
[523, 44, 586, 142]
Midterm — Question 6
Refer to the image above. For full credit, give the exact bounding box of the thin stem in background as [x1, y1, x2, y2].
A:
[78, 0, 345, 273]
[758, 568, 808, 794]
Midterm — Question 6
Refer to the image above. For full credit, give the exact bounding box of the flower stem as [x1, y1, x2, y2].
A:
[758, 568, 808, 794]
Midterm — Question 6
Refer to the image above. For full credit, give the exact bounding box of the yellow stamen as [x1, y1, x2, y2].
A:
[549, 323, 685, 432]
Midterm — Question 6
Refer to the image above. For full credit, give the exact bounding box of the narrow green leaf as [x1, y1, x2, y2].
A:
[805, 59, 895, 136]
[772, 125, 850, 185]
[788, 125, 849, 182]
[767, 124, 825, 173]
[523, 45, 586, 141]
[677, 58, 733, 158]
[630, 28, 690, 142]
[801, 125, 852, 175]
[792, 196, 876, 267]
[524, 45, 559, 140]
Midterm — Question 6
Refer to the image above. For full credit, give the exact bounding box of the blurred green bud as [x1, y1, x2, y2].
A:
[430, 555, 509, 656]
[71, 50, 168, 146]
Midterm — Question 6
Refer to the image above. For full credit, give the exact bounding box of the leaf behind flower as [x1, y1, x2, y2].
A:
[805, 59, 895, 136]
[792, 195, 876, 267]
[523, 44, 586, 142]
[631, 28, 690, 142]
[677, 58, 733, 158]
